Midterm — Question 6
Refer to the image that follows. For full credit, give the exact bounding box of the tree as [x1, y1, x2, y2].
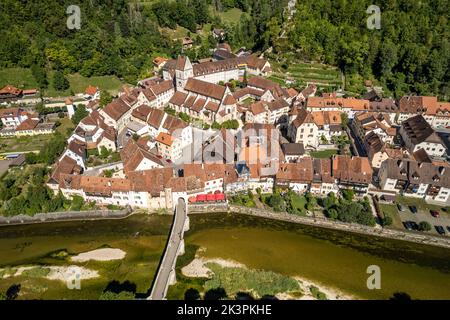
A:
[99, 91, 113, 108]
[72, 105, 89, 125]
[99, 291, 135, 300]
[418, 221, 431, 232]
[71, 195, 85, 211]
[341, 189, 354, 202]
[53, 70, 70, 91]
[340, 113, 349, 130]
[381, 216, 393, 227]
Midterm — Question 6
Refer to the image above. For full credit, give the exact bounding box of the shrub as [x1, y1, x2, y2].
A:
[418, 221, 431, 231]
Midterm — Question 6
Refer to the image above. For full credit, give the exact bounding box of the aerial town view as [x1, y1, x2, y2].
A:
[0, 0, 449, 306]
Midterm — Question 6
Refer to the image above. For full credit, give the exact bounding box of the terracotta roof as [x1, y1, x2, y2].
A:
[127, 168, 175, 195]
[223, 94, 237, 105]
[0, 85, 22, 96]
[175, 56, 188, 71]
[85, 86, 98, 96]
[147, 108, 165, 129]
[153, 57, 168, 66]
[162, 115, 188, 134]
[244, 55, 269, 71]
[205, 101, 220, 113]
[15, 118, 39, 131]
[399, 96, 437, 114]
[147, 79, 174, 96]
[184, 78, 227, 101]
[67, 139, 86, 157]
[192, 98, 206, 113]
[313, 158, 334, 183]
[0, 107, 21, 118]
[276, 158, 313, 183]
[169, 91, 188, 106]
[131, 105, 153, 122]
[307, 97, 370, 110]
[248, 101, 266, 115]
[103, 98, 130, 121]
[332, 155, 373, 184]
[50, 156, 82, 184]
[156, 132, 174, 146]
[121, 139, 169, 174]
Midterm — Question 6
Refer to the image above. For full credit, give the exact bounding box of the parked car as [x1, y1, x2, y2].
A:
[430, 210, 440, 218]
[410, 221, 419, 230]
[397, 203, 406, 212]
[409, 206, 418, 214]
[446, 226, 450, 233]
[403, 221, 413, 230]
[435, 226, 446, 235]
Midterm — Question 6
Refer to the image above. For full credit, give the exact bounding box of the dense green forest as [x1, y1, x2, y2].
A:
[0, 0, 448, 99]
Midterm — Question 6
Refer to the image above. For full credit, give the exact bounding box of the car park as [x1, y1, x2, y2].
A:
[435, 226, 446, 235]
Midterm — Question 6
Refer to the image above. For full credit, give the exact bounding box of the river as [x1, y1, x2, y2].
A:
[180, 213, 450, 300]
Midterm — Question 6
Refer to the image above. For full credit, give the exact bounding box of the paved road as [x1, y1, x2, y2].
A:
[149, 199, 187, 300]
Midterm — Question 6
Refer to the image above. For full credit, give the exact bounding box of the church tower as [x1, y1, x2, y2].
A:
[175, 56, 193, 91]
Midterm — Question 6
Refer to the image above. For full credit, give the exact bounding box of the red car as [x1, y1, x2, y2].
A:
[430, 210, 440, 218]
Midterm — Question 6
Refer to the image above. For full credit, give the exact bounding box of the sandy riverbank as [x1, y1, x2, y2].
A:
[1, 266, 99, 282]
[181, 256, 356, 300]
[71, 248, 126, 262]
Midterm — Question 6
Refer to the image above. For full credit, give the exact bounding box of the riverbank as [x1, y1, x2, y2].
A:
[226, 205, 450, 249]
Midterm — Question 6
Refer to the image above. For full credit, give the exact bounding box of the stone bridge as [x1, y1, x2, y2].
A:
[148, 198, 190, 300]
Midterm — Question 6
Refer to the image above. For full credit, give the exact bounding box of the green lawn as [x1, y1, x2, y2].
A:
[309, 150, 338, 159]
[211, 7, 243, 24]
[0, 68, 124, 97]
[0, 68, 38, 90]
[379, 204, 403, 229]
[395, 195, 449, 214]
[0, 135, 52, 154]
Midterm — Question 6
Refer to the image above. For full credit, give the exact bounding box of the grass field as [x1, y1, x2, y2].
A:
[0, 68, 38, 90]
[379, 204, 404, 229]
[0, 68, 124, 97]
[0, 135, 52, 154]
[309, 150, 338, 159]
[213, 8, 243, 24]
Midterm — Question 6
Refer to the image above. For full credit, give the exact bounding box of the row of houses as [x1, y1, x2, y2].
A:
[0, 107, 55, 137]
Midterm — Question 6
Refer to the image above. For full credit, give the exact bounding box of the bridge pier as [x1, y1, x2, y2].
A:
[184, 215, 190, 232]
[168, 268, 177, 286]
[179, 238, 185, 255]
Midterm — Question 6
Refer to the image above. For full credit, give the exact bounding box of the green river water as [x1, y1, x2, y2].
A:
[182, 213, 450, 300]
[0, 213, 449, 299]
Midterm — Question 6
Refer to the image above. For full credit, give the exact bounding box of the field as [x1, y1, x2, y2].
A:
[0, 118, 73, 155]
[270, 61, 343, 90]
[0, 68, 38, 90]
[0, 68, 124, 97]
[212, 7, 243, 24]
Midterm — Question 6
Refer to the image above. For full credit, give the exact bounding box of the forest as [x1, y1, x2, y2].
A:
[0, 0, 448, 99]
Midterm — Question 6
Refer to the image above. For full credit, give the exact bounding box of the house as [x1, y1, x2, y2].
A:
[60, 139, 87, 170]
[364, 132, 406, 169]
[0, 85, 23, 102]
[306, 97, 370, 119]
[137, 79, 174, 109]
[281, 143, 306, 163]
[288, 109, 342, 148]
[168, 78, 237, 124]
[121, 139, 171, 175]
[73, 110, 117, 153]
[0, 108, 33, 128]
[310, 158, 338, 195]
[212, 28, 225, 40]
[15, 119, 55, 136]
[84, 86, 100, 100]
[352, 112, 397, 145]
[275, 158, 314, 193]
[244, 55, 272, 76]
[153, 57, 169, 71]
[182, 37, 193, 50]
[378, 158, 450, 204]
[296, 84, 317, 104]
[245, 99, 290, 126]
[399, 115, 447, 158]
[332, 155, 373, 195]
[246, 76, 290, 102]
[155, 132, 182, 162]
[100, 89, 140, 130]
